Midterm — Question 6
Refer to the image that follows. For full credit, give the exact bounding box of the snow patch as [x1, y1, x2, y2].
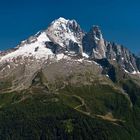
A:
[123, 69, 140, 75]
[106, 74, 109, 78]
[56, 53, 64, 60]
[82, 52, 89, 58]
[131, 71, 140, 75]
[37, 32, 50, 42]
[124, 69, 129, 73]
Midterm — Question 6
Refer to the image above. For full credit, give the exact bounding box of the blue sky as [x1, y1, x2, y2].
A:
[0, 0, 140, 54]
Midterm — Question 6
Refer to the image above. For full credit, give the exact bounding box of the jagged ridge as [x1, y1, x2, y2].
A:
[0, 17, 140, 75]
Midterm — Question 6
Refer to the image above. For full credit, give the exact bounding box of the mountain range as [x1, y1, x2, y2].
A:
[0, 17, 140, 139]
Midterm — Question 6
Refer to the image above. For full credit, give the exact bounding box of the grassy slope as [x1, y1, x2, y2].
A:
[0, 71, 140, 139]
[0, 82, 139, 140]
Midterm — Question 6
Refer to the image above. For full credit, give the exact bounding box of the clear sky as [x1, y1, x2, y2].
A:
[0, 0, 140, 54]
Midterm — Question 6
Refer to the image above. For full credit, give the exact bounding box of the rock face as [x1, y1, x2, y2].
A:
[83, 26, 106, 59]
[0, 17, 140, 91]
[83, 26, 139, 73]
[106, 42, 139, 73]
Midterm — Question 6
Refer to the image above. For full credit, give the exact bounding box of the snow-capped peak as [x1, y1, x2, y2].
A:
[51, 17, 69, 25]
[46, 17, 84, 48]
[0, 17, 84, 63]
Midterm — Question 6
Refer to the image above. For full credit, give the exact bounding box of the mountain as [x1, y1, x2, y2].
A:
[1, 17, 139, 74]
[0, 17, 140, 139]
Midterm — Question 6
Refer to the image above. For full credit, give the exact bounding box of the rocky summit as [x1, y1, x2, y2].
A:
[0, 18, 140, 140]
